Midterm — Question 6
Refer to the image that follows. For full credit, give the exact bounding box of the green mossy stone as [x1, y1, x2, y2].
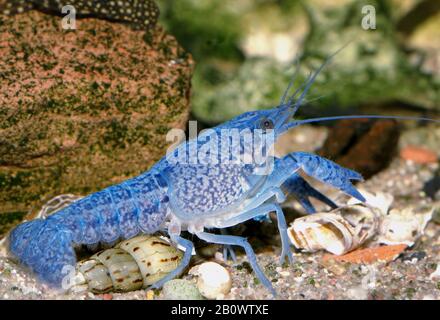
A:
[187, 0, 439, 124]
[162, 279, 205, 300]
[299, 0, 439, 112]
[159, 0, 243, 62]
[192, 58, 292, 124]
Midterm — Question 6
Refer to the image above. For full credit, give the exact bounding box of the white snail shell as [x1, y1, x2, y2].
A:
[288, 192, 382, 255]
[72, 235, 183, 293]
[288, 190, 433, 254]
[378, 206, 433, 246]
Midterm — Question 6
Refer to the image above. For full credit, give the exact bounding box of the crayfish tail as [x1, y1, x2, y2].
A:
[9, 219, 76, 287]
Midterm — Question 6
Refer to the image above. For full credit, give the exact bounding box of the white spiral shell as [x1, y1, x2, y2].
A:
[287, 190, 387, 255]
[288, 207, 380, 255]
[72, 235, 183, 293]
[287, 190, 434, 254]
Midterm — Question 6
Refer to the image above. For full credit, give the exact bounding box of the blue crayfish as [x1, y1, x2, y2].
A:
[8, 50, 439, 296]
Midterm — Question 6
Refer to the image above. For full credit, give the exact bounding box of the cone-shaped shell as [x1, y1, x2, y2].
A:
[288, 204, 380, 255]
[72, 235, 183, 293]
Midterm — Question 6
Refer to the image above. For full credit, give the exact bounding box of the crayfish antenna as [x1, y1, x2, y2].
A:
[282, 114, 440, 132]
[279, 56, 300, 106]
[278, 41, 440, 131]
[293, 115, 440, 127]
[285, 41, 353, 117]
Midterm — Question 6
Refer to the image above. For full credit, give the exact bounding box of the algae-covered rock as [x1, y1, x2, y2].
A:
[239, 1, 308, 63]
[0, 11, 194, 217]
[299, 0, 439, 111]
[192, 58, 292, 124]
[404, 7, 440, 76]
[162, 0, 306, 124]
[162, 279, 204, 300]
[189, 0, 439, 124]
[159, 0, 243, 62]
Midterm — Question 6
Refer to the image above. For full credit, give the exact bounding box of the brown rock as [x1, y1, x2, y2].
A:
[322, 244, 408, 264]
[318, 119, 400, 179]
[400, 145, 438, 164]
[0, 11, 193, 219]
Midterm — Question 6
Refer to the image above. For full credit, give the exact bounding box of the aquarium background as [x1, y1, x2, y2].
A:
[159, 0, 439, 124]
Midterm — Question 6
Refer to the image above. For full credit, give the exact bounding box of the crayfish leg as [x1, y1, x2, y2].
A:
[286, 152, 365, 202]
[196, 231, 276, 297]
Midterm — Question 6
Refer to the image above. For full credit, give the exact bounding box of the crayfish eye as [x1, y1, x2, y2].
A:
[260, 118, 274, 130]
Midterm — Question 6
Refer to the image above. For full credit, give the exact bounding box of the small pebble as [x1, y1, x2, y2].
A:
[214, 252, 224, 262]
[346, 286, 368, 300]
[429, 264, 440, 280]
[400, 251, 427, 263]
[162, 279, 204, 300]
[145, 290, 155, 300]
[189, 262, 232, 300]
[400, 146, 438, 164]
[101, 293, 113, 300]
[280, 271, 290, 277]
